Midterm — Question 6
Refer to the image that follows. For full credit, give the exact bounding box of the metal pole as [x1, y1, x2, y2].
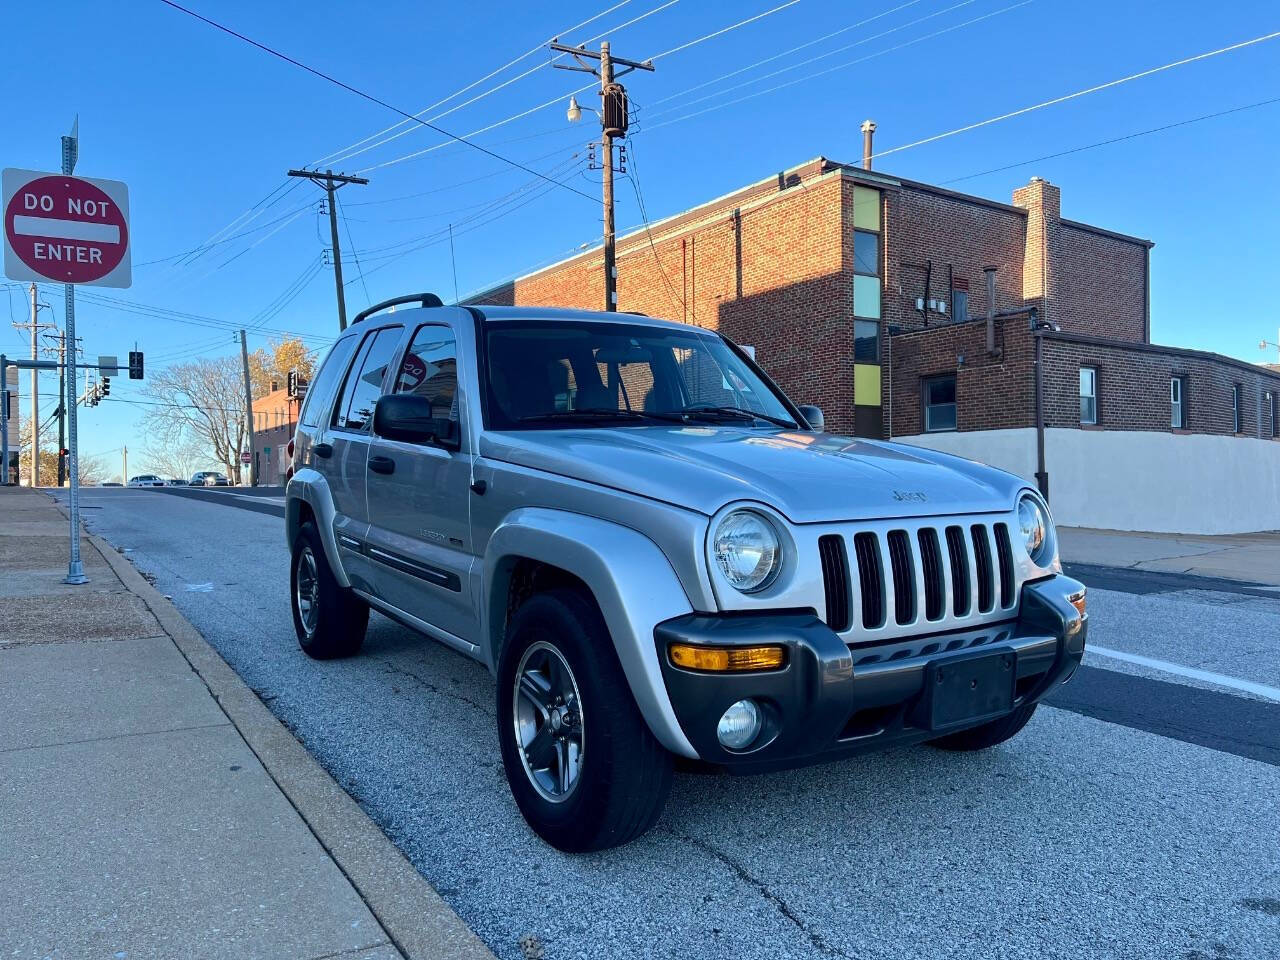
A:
[1032, 312, 1049, 501]
[1, 354, 9, 486]
[29, 284, 39, 487]
[57, 332, 66, 487]
[600, 42, 616, 313]
[239, 329, 255, 487]
[122, 444, 127, 484]
[62, 127, 87, 584]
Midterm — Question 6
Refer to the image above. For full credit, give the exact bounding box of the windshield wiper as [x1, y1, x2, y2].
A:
[677, 405, 798, 429]
[517, 408, 685, 424]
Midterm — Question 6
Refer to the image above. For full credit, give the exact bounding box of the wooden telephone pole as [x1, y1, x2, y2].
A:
[550, 40, 653, 312]
[286, 169, 369, 330]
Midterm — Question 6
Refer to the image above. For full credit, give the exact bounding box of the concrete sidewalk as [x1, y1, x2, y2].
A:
[0, 487, 493, 960]
[1059, 526, 1280, 587]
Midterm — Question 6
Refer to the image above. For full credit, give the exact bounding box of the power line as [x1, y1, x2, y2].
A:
[646, 0, 977, 120]
[314, 0, 638, 167]
[623, 136, 684, 314]
[156, 0, 598, 204]
[324, 0, 679, 169]
[356, 0, 807, 175]
[646, 0, 1031, 132]
[943, 95, 1280, 184]
[871, 27, 1280, 162]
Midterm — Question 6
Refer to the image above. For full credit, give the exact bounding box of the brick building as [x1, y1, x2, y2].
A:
[250, 383, 300, 485]
[469, 152, 1280, 533]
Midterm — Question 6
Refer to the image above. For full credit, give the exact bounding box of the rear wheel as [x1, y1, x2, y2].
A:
[929, 701, 1038, 751]
[290, 521, 368, 659]
[497, 589, 673, 852]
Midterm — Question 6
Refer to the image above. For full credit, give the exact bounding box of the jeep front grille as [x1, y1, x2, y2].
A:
[818, 518, 1018, 640]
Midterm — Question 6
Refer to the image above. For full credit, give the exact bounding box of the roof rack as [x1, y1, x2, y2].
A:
[351, 293, 444, 325]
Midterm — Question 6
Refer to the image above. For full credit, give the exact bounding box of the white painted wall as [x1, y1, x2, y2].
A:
[895, 427, 1280, 535]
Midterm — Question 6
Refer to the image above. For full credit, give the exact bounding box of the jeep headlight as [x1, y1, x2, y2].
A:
[712, 510, 781, 593]
[1017, 492, 1052, 565]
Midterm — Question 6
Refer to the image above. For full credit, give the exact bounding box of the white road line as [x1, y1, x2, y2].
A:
[1088, 644, 1280, 703]
[13, 215, 120, 244]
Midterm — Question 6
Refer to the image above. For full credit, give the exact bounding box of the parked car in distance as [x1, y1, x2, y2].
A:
[166, 477, 188, 486]
[100, 481, 123, 487]
[127, 475, 167, 488]
[285, 296, 1088, 853]
[190, 471, 230, 486]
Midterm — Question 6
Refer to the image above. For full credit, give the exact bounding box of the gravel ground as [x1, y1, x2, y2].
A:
[61, 489, 1280, 960]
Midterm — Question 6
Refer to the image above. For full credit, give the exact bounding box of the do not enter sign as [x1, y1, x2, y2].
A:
[3, 167, 131, 288]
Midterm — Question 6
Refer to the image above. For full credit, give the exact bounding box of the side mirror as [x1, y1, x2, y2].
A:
[373, 394, 460, 450]
[797, 404, 825, 432]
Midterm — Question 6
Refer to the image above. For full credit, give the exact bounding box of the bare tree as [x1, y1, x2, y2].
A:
[14, 415, 103, 486]
[141, 437, 211, 481]
[142, 355, 248, 483]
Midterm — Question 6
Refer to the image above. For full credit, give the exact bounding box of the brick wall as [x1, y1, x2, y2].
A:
[888, 321, 1280, 441]
[886, 314, 1036, 437]
[1042, 334, 1280, 438]
[1056, 223, 1148, 342]
[880, 180, 1027, 333]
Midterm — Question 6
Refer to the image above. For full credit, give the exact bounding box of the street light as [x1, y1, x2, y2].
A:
[566, 95, 583, 124]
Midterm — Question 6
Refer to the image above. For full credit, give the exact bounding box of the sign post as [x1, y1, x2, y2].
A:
[3, 119, 132, 584]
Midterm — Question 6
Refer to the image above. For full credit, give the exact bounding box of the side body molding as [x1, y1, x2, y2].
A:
[285, 469, 351, 589]
[483, 507, 699, 759]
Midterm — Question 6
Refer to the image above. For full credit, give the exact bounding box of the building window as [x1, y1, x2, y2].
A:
[952, 278, 969, 324]
[1232, 383, 1242, 433]
[854, 319, 879, 362]
[923, 374, 957, 432]
[1170, 376, 1187, 429]
[1080, 367, 1098, 425]
[852, 185, 881, 324]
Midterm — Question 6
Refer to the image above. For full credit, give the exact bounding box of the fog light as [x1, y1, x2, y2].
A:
[716, 699, 763, 751]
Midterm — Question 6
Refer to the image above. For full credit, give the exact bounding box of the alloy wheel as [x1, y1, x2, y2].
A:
[513, 641, 585, 803]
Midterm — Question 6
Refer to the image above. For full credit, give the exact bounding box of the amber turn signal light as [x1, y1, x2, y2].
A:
[668, 643, 786, 672]
[1068, 589, 1087, 618]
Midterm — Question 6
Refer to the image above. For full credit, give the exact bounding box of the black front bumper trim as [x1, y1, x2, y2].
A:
[655, 575, 1087, 771]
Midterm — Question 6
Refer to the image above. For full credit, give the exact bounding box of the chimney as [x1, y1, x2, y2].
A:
[270, 379, 279, 393]
[984, 266, 1000, 357]
[1012, 176, 1062, 324]
[860, 119, 876, 170]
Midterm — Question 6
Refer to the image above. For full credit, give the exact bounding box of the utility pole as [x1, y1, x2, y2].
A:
[122, 444, 127, 484]
[286, 169, 369, 330]
[551, 39, 654, 312]
[56, 332, 66, 486]
[239, 329, 255, 487]
[13, 283, 56, 486]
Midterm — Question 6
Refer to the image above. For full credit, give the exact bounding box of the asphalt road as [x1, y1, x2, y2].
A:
[54, 487, 1280, 960]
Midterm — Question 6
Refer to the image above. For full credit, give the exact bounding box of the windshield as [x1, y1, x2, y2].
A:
[482, 319, 799, 430]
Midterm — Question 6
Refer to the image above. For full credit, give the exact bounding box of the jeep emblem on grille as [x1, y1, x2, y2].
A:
[893, 490, 928, 502]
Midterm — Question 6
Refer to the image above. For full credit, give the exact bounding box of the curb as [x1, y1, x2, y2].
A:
[82, 525, 496, 960]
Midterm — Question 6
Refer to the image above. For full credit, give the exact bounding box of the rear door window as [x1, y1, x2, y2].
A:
[334, 326, 403, 432]
[300, 334, 359, 428]
[393, 325, 459, 423]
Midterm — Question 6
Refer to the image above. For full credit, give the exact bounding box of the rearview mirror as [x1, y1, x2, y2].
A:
[797, 404, 825, 432]
[373, 394, 460, 450]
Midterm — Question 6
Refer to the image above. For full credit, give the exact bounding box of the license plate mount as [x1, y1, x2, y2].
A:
[921, 648, 1017, 732]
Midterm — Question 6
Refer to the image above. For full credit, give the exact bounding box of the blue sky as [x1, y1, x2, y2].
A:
[4, 0, 1278, 476]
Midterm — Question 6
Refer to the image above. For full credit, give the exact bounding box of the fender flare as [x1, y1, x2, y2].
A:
[285, 470, 350, 589]
[484, 507, 699, 759]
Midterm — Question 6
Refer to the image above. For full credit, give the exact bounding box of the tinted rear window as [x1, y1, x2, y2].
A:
[300, 334, 360, 428]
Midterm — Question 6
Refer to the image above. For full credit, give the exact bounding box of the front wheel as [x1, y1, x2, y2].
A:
[290, 521, 368, 659]
[497, 589, 673, 852]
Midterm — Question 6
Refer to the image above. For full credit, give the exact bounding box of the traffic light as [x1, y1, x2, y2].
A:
[129, 351, 144, 380]
[101, 377, 111, 398]
[287, 370, 298, 397]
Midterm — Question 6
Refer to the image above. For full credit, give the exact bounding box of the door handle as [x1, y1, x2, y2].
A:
[368, 455, 396, 475]
[313, 442, 333, 459]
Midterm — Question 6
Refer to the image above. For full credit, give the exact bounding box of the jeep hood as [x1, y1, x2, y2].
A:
[479, 426, 1025, 523]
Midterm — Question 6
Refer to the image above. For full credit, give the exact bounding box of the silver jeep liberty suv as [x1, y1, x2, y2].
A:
[285, 293, 1088, 851]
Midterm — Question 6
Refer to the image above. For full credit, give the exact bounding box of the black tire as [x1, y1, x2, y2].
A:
[929, 700, 1038, 751]
[497, 589, 673, 852]
[290, 521, 368, 659]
